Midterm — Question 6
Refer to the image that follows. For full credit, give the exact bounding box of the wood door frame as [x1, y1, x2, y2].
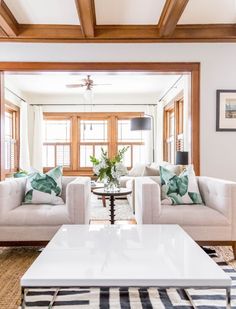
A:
[0, 62, 200, 180]
[5, 100, 20, 176]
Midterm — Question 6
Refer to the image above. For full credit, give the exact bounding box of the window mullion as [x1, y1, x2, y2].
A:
[71, 116, 78, 171]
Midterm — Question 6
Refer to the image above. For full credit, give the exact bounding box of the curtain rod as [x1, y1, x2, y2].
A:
[5, 87, 26, 102]
[158, 75, 183, 102]
[29, 103, 157, 106]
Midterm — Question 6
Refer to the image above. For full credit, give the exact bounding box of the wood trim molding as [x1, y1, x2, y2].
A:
[191, 63, 200, 175]
[0, 62, 200, 175]
[0, 24, 235, 42]
[158, 0, 189, 37]
[75, 0, 95, 37]
[0, 61, 200, 72]
[0, 0, 18, 37]
[0, 72, 5, 181]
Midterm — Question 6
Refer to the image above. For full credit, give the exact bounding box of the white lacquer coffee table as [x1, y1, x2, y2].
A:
[21, 225, 232, 308]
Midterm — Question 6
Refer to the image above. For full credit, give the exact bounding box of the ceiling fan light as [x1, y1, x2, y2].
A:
[84, 88, 94, 101]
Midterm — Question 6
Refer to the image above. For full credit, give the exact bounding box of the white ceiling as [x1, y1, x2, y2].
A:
[3, 0, 236, 26]
[179, 0, 236, 24]
[4, 0, 80, 25]
[95, 0, 166, 25]
[5, 73, 181, 97]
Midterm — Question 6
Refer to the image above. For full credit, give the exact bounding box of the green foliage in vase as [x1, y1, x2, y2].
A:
[90, 147, 129, 182]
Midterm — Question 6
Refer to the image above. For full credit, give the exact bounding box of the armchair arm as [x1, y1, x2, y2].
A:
[197, 176, 236, 221]
[66, 177, 91, 224]
[135, 177, 161, 224]
[0, 178, 26, 216]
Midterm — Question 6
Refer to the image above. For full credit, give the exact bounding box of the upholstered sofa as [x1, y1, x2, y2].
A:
[135, 176, 236, 256]
[0, 176, 91, 243]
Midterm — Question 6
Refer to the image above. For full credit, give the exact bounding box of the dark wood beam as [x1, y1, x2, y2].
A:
[0, 24, 235, 42]
[74, 0, 95, 37]
[0, 0, 18, 37]
[0, 72, 5, 181]
[158, 0, 189, 37]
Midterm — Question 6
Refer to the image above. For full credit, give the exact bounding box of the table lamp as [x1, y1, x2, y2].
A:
[176, 151, 189, 172]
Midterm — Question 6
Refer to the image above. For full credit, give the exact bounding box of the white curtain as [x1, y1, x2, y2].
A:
[32, 106, 43, 172]
[19, 100, 31, 171]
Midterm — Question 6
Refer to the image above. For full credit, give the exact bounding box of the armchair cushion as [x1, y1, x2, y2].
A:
[157, 204, 229, 226]
[1, 204, 70, 226]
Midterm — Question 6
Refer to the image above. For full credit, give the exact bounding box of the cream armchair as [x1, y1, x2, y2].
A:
[135, 176, 236, 256]
[0, 176, 91, 242]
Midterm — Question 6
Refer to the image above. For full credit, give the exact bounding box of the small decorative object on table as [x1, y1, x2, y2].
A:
[90, 147, 128, 192]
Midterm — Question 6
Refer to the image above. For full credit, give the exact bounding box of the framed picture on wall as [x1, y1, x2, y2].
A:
[216, 89, 236, 131]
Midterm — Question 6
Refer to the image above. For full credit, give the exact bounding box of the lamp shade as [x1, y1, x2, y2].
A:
[176, 151, 189, 165]
[131, 117, 151, 130]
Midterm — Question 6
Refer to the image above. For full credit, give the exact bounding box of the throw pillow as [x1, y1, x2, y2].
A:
[143, 166, 160, 176]
[128, 163, 150, 177]
[160, 165, 203, 205]
[24, 166, 64, 205]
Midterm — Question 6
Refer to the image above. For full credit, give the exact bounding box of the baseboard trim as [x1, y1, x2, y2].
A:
[0, 241, 49, 246]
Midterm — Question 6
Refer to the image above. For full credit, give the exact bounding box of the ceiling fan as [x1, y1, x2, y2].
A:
[66, 75, 111, 90]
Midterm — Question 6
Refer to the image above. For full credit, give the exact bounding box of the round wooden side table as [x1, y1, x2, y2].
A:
[92, 188, 132, 224]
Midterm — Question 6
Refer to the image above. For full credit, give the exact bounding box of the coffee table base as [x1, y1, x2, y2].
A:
[20, 286, 231, 309]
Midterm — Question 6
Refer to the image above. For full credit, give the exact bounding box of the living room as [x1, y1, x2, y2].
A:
[1, 0, 236, 308]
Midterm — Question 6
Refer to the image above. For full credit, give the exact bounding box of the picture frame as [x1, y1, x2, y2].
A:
[216, 89, 236, 131]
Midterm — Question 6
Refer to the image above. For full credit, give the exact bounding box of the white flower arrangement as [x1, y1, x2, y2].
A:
[90, 147, 128, 190]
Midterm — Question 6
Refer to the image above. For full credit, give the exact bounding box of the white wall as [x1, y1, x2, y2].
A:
[0, 43, 236, 180]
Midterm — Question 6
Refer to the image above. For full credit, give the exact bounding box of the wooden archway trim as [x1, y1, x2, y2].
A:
[0, 62, 200, 179]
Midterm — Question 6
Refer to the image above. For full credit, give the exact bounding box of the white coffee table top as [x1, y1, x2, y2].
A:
[21, 225, 231, 288]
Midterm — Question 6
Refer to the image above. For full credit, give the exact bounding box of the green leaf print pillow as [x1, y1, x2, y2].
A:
[160, 165, 203, 205]
[24, 166, 64, 205]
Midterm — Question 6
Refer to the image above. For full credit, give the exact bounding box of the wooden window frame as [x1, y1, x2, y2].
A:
[164, 103, 175, 163]
[43, 112, 143, 176]
[43, 114, 73, 171]
[163, 96, 184, 163]
[4, 101, 20, 176]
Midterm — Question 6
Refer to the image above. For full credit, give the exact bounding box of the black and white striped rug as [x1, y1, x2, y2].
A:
[20, 251, 236, 308]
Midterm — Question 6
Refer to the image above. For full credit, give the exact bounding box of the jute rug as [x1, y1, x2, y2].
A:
[0, 246, 236, 309]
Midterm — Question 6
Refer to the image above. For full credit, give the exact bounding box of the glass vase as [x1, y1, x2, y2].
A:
[104, 177, 120, 192]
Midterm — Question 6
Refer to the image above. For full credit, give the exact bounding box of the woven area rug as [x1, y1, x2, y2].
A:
[0, 246, 232, 309]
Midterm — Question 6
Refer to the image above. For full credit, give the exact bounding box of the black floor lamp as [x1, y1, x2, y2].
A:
[130, 115, 155, 162]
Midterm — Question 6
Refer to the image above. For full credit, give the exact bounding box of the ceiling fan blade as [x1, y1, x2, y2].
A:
[66, 84, 85, 88]
[93, 83, 112, 86]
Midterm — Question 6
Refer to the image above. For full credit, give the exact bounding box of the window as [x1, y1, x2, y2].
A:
[164, 98, 184, 164]
[43, 119, 71, 168]
[43, 113, 144, 175]
[4, 104, 19, 174]
[80, 120, 108, 167]
[118, 119, 144, 168]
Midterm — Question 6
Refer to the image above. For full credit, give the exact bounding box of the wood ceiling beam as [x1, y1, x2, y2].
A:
[0, 24, 236, 42]
[74, 0, 95, 37]
[158, 0, 189, 37]
[17, 24, 83, 40]
[0, 0, 18, 37]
